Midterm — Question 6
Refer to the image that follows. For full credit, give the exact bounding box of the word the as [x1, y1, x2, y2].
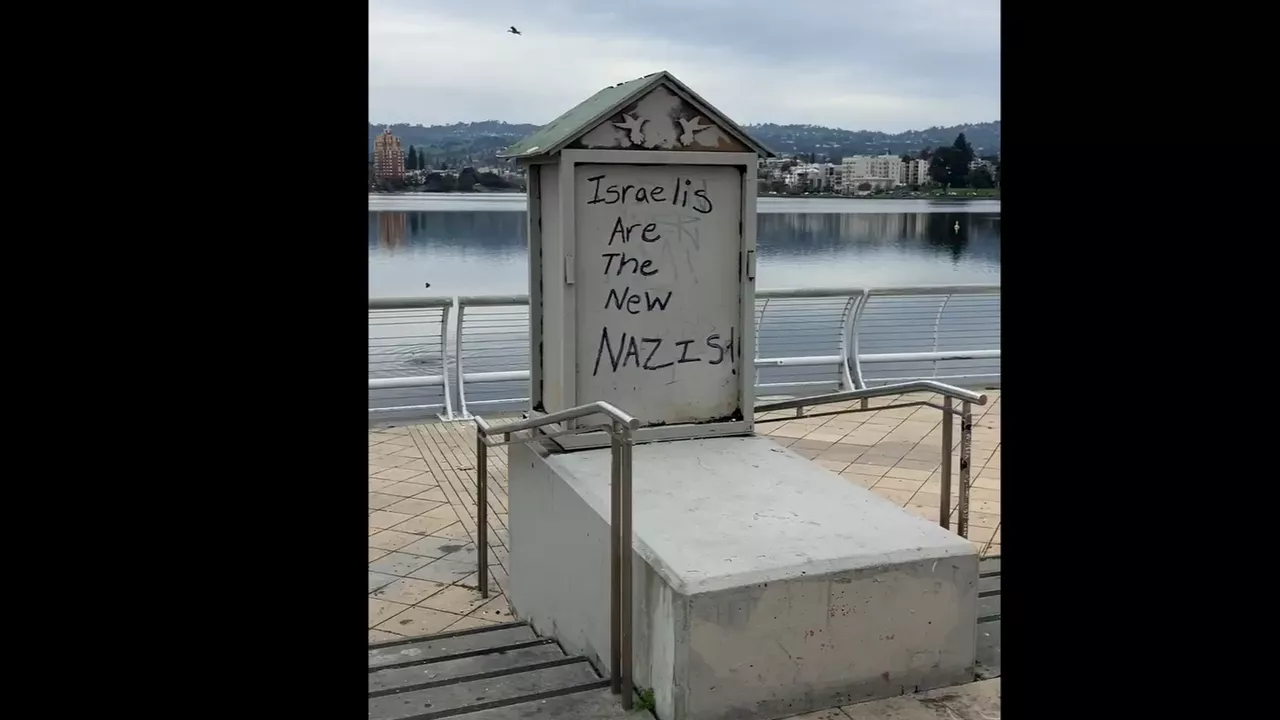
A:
[586, 174, 713, 214]
[592, 326, 736, 376]
[601, 252, 658, 277]
[604, 287, 672, 314]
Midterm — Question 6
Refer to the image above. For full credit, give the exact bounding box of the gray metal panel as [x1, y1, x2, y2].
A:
[369, 625, 539, 669]
[369, 644, 569, 695]
[367, 663, 604, 720]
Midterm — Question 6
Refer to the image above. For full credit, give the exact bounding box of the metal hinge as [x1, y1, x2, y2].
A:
[565, 253, 574, 285]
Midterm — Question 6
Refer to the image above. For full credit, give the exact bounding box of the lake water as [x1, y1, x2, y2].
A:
[368, 195, 1000, 297]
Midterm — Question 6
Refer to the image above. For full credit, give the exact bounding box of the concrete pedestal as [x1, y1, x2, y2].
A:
[508, 436, 978, 720]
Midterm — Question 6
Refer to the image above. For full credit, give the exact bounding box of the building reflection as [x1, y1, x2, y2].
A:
[377, 212, 408, 249]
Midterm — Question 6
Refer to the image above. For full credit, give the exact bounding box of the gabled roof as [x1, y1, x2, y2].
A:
[499, 71, 773, 160]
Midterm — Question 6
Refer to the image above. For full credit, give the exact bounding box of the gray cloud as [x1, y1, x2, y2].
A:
[369, 0, 999, 132]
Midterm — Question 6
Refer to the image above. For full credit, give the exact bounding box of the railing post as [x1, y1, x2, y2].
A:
[619, 427, 635, 710]
[939, 396, 952, 530]
[609, 424, 622, 696]
[475, 426, 489, 599]
[958, 401, 972, 538]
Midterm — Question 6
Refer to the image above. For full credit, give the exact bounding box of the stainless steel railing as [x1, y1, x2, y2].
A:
[473, 401, 641, 710]
[755, 380, 989, 536]
[367, 284, 1000, 423]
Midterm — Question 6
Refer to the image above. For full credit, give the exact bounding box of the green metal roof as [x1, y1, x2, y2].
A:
[499, 71, 772, 160]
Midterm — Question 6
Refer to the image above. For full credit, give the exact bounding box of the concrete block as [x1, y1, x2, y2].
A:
[508, 435, 978, 720]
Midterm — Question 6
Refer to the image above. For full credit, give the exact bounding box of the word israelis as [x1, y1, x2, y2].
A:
[586, 174, 714, 214]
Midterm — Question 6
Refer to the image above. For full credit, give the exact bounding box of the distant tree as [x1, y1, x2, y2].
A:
[406, 145, 417, 170]
[438, 160, 448, 171]
[928, 149, 953, 186]
[856, 182, 872, 192]
[900, 153, 913, 163]
[439, 174, 457, 192]
[456, 167, 480, 191]
[418, 148, 427, 170]
[917, 147, 933, 160]
[768, 179, 787, 194]
[808, 152, 817, 163]
[477, 171, 508, 189]
[969, 166, 995, 189]
[952, 133, 975, 165]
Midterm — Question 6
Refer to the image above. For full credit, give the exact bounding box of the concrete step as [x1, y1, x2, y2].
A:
[975, 555, 1000, 679]
[368, 622, 621, 720]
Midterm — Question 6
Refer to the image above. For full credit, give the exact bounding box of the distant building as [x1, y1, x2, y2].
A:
[840, 155, 934, 193]
[900, 158, 929, 186]
[784, 163, 840, 192]
[373, 127, 406, 181]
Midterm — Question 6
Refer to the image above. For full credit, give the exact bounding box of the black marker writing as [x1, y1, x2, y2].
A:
[601, 252, 659, 277]
[604, 287, 673, 314]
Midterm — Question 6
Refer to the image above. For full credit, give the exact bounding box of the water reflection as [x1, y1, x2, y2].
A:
[369, 210, 1000, 297]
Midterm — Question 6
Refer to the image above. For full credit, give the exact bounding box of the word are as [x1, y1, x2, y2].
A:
[607, 217, 662, 245]
[604, 286, 672, 314]
[601, 251, 658, 276]
[592, 326, 736, 376]
[586, 174, 713, 214]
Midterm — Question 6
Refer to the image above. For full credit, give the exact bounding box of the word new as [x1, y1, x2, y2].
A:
[592, 326, 736, 376]
[586, 174, 714, 214]
[604, 286, 672, 314]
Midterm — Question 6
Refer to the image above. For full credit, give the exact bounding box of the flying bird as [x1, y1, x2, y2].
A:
[678, 116, 712, 146]
[614, 113, 647, 146]
[508, 26, 521, 35]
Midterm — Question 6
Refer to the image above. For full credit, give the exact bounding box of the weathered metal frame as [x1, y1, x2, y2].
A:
[473, 402, 641, 709]
[529, 148, 759, 450]
[755, 380, 987, 538]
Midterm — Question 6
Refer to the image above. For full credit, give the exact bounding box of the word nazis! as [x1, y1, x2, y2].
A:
[592, 326, 737, 376]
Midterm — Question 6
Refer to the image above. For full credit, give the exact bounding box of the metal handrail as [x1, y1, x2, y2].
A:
[756, 380, 989, 537]
[473, 401, 640, 710]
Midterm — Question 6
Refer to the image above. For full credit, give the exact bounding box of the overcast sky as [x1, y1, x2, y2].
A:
[369, 0, 999, 133]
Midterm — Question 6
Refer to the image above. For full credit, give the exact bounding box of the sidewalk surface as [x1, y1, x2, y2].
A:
[368, 390, 1001, 643]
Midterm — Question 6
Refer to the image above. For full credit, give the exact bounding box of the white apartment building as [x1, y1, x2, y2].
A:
[784, 163, 841, 192]
[900, 158, 929, 186]
[841, 154, 933, 193]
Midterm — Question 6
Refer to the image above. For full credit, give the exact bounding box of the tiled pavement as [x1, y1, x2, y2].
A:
[368, 390, 1001, 644]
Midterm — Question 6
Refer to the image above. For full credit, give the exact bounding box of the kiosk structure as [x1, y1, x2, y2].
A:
[499, 72, 978, 720]
[501, 71, 767, 449]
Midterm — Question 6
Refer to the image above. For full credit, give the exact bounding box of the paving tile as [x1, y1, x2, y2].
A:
[417, 584, 491, 615]
[414, 486, 450, 503]
[368, 510, 415, 530]
[872, 476, 924, 493]
[369, 529, 421, 552]
[409, 557, 477, 585]
[855, 454, 901, 467]
[374, 605, 462, 636]
[372, 467, 428, 482]
[369, 551, 436, 577]
[884, 466, 932, 481]
[369, 547, 391, 562]
[368, 454, 412, 470]
[385, 497, 444, 516]
[380, 480, 435, 497]
[368, 477, 398, 492]
[845, 463, 888, 477]
[472, 593, 514, 622]
[371, 577, 448, 605]
[428, 522, 473, 541]
[871, 487, 914, 505]
[443, 614, 502, 632]
[369, 598, 412, 628]
[392, 513, 461, 537]
[837, 472, 879, 488]
[399, 535, 472, 559]
[816, 459, 851, 473]
[368, 628, 403, 644]
[368, 492, 403, 510]
[368, 571, 400, 593]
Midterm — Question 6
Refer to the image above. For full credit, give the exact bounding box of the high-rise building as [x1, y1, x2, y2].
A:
[373, 127, 405, 181]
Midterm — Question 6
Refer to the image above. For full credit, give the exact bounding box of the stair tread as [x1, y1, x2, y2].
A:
[370, 644, 569, 695]
[370, 625, 539, 669]
[451, 688, 639, 719]
[368, 662, 604, 720]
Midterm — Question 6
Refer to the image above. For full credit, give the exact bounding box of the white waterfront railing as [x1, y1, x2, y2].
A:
[368, 284, 1000, 422]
